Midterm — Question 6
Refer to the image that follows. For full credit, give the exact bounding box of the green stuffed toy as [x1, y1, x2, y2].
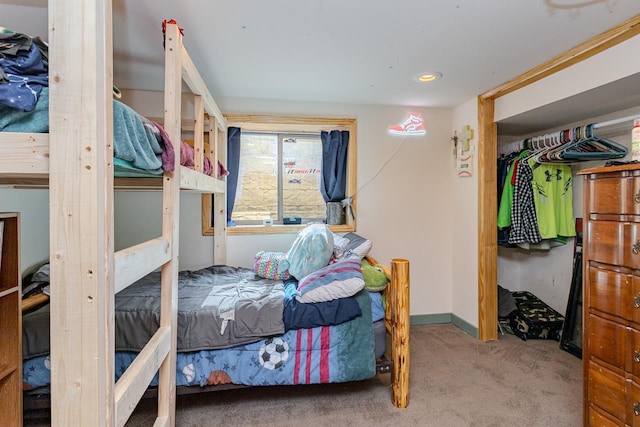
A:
[360, 258, 389, 292]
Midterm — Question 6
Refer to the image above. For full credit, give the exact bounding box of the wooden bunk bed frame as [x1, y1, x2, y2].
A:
[3, 2, 410, 425]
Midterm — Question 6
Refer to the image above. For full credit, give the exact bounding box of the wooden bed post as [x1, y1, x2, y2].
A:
[48, 0, 115, 425]
[157, 23, 183, 426]
[365, 255, 410, 408]
[390, 258, 410, 408]
[213, 124, 227, 265]
[385, 258, 410, 408]
[193, 95, 205, 174]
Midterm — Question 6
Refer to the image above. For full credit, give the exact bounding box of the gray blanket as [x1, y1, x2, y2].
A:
[116, 265, 285, 352]
[23, 265, 285, 359]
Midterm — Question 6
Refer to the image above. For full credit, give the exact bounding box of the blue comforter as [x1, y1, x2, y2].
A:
[23, 290, 375, 389]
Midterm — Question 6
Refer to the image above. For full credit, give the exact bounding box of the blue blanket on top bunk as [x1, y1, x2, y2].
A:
[112, 100, 164, 174]
[0, 89, 165, 175]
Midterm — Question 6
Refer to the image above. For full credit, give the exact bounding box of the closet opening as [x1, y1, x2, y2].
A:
[494, 105, 640, 344]
[476, 15, 640, 341]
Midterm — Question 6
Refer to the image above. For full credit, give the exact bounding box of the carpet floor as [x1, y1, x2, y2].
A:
[121, 323, 582, 427]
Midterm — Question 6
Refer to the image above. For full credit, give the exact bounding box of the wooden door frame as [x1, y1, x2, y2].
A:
[476, 14, 640, 341]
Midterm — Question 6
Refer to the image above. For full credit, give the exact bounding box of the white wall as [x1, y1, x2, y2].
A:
[451, 98, 479, 326]
[114, 192, 220, 271]
[218, 97, 454, 316]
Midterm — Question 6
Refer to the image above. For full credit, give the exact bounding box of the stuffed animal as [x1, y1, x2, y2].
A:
[360, 258, 388, 292]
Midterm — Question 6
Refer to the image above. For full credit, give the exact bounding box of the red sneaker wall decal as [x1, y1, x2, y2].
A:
[388, 113, 426, 136]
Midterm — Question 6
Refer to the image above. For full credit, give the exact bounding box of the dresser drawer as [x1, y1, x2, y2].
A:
[588, 361, 627, 420]
[589, 176, 640, 215]
[629, 328, 640, 379]
[630, 380, 640, 426]
[589, 404, 625, 426]
[588, 221, 640, 269]
[589, 314, 626, 369]
[589, 267, 633, 320]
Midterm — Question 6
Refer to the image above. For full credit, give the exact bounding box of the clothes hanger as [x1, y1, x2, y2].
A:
[560, 124, 627, 160]
[533, 131, 566, 164]
[535, 129, 583, 164]
[535, 126, 612, 163]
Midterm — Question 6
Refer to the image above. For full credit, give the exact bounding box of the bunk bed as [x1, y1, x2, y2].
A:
[2, 3, 410, 426]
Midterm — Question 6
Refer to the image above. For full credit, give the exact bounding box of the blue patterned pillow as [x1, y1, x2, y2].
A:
[295, 257, 365, 303]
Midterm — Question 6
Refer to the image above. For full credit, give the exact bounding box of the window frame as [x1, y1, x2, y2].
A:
[201, 114, 357, 236]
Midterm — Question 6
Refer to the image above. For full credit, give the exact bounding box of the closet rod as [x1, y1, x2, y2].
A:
[498, 112, 640, 156]
[593, 113, 640, 130]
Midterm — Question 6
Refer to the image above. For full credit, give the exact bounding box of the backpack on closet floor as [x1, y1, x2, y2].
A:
[508, 291, 565, 341]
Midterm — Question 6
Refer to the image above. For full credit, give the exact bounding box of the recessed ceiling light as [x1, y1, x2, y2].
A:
[413, 72, 442, 83]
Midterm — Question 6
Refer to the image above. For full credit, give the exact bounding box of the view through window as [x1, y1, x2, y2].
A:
[232, 132, 326, 224]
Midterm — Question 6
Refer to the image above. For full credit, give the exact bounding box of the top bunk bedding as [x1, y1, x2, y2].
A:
[0, 87, 215, 178]
[0, 24, 226, 186]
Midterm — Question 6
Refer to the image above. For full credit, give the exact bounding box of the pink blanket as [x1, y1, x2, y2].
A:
[153, 121, 215, 176]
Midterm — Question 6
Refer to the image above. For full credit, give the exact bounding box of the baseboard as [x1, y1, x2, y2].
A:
[451, 314, 478, 338]
[410, 313, 479, 339]
[410, 313, 452, 325]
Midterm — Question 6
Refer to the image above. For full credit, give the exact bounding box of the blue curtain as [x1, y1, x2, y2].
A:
[225, 127, 241, 226]
[320, 130, 349, 203]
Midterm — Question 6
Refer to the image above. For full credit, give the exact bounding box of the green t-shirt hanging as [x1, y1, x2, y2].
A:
[529, 158, 576, 239]
[497, 150, 529, 229]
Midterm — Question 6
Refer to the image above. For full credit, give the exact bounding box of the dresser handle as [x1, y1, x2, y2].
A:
[634, 240, 640, 254]
[635, 192, 640, 203]
[635, 401, 640, 416]
[635, 350, 640, 363]
[635, 294, 640, 308]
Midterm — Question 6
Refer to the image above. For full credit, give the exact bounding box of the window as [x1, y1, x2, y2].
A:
[232, 132, 326, 225]
[202, 115, 357, 235]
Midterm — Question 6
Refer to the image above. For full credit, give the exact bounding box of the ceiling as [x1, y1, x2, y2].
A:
[3, 1, 640, 113]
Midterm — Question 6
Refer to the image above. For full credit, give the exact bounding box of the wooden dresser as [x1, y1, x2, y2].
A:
[0, 212, 22, 427]
[582, 164, 640, 426]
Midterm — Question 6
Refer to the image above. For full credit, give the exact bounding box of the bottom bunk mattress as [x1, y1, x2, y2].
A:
[23, 290, 377, 390]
